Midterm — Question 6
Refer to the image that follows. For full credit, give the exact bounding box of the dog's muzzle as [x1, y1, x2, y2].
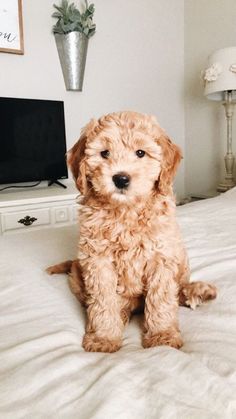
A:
[112, 173, 130, 189]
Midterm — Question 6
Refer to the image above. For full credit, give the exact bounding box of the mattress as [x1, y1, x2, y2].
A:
[0, 189, 236, 418]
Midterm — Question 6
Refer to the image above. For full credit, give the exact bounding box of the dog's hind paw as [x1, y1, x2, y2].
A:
[180, 281, 217, 309]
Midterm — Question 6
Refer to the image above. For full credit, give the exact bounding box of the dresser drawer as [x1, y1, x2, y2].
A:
[2, 208, 51, 233]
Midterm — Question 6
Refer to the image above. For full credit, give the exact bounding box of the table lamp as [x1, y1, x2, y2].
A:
[203, 46, 236, 192]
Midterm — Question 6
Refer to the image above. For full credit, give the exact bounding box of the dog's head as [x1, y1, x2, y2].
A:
[68, 111, 182, 203]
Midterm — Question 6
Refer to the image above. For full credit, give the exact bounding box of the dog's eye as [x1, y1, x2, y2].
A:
[100, 150, 110, 159]
[136, 150, 145, 158]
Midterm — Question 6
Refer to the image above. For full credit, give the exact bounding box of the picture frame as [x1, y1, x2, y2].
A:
[0, 0, 24, 54]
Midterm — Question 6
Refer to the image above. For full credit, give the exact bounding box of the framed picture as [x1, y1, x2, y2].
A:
[0, 0, 24, 54]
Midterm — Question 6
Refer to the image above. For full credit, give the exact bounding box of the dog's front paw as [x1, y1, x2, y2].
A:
[142, 329, 183, 350]
[82, 333, 122, 353]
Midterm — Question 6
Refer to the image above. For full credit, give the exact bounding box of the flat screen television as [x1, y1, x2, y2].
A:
[0, 97, 68, 188]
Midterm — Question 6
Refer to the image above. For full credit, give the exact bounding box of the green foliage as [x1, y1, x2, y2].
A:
[52, 0, 96, 38]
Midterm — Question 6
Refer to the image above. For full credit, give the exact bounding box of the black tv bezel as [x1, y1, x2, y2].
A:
[0, 96, 68, 187]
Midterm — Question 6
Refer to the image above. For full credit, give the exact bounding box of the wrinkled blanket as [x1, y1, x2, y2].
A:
[1, 189, 236, 418]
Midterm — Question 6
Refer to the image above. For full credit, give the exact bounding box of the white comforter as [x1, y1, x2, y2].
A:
[1, 190, 236, 419]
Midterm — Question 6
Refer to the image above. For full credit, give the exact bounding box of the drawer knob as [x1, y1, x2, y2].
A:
[18, 215, 37, 226]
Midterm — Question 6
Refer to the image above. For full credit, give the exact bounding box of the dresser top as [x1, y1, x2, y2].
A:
[0, 181, 79, 208]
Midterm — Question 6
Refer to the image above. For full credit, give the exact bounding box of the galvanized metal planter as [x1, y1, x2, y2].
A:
[55, 32, 89, 91]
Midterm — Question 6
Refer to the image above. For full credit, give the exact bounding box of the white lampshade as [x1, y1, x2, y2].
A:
[203, 46, 236, 101]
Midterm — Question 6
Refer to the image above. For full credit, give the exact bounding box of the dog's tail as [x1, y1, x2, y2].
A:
[46, 260, 87, 307]
[46, 260, 73, 275]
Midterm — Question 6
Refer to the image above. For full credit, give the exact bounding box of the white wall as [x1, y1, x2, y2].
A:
[0, 0, 185, 197]
[185, 0, 236, 195]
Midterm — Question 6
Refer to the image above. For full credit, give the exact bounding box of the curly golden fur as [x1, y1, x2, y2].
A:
[47, 111, 217, 353]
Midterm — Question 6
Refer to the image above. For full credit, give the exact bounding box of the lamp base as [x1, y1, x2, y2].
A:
[217, 94, 236, 193]
[217, 179, 236, 192]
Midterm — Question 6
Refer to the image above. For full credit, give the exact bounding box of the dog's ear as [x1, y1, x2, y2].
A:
[156, 132, 182, 195]
[67, 135, 87, 194]
[67, 119, 98, 194]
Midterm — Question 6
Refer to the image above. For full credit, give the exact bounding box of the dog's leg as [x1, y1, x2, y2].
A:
[174, 252, 217, 309]
[142, 258, 183, 349]
[68, 260, 87, 307]
[82, 258, 124, 353]
[179, 281, 217, 309]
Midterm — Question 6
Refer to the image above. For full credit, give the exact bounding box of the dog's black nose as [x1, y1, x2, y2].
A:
[112, 173, 130, 189]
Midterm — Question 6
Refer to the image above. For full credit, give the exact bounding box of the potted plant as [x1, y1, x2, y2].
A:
[52, 0, 96, 91]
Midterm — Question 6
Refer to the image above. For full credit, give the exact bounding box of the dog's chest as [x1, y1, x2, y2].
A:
[104, 212, 158, 252]
[114, 232, 151, 296]
[103, 215, 160, 296]
[79, 204, 178, 297]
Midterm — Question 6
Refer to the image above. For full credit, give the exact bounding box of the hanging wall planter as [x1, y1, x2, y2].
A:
[52, 0, 96, 92]
[55, 32, 88, 91]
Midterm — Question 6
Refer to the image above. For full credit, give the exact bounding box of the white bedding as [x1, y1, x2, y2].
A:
[1, 189, 236, 419]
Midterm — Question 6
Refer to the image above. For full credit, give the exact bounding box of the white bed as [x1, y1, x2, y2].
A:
[1, 189, 236, 419]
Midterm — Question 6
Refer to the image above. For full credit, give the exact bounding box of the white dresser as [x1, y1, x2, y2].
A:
[0, 182, 79, 235]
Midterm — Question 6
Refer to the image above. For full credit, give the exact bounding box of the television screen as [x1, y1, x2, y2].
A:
[0, 97, 68, 185]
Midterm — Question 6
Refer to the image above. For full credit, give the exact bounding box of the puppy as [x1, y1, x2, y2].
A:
[47, 111, 217, 353]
